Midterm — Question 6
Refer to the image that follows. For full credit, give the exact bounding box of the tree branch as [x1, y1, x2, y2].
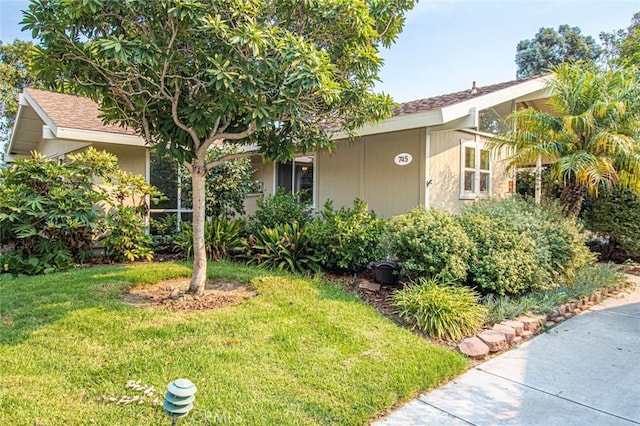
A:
[205, 150, 260, 172]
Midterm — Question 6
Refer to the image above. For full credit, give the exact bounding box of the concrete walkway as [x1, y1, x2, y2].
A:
[375, 276, 640, 426]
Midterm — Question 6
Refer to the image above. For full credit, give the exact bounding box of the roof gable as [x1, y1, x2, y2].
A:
[24, 88, 136, 136]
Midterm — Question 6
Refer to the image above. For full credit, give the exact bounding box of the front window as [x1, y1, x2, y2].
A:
[461, 140, 491, 199]
[276, 155, 315, 205]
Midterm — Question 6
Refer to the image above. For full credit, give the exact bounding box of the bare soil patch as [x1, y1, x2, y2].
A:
[123, 278, 257, 312]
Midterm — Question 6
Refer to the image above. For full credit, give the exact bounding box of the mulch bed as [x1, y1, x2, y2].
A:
[123, 278, 257, 312]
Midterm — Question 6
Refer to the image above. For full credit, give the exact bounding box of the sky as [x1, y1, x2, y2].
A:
[1, 0, 638, 103]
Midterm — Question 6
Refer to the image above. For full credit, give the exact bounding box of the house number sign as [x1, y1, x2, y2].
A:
[394, 153, 413, 166]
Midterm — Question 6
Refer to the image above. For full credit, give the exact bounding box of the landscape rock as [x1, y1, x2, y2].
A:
[501, 320, 524, 336]
[518, 316, 541, 331]
[511, 336, 523, 346]
[521, 330, 534, 340]
[544, 321, 555, 328]
[477, 330, 508, 352]
[563, 312, 573, 320]
[492, 324, 516, 343]
[458, 337, 490, 359]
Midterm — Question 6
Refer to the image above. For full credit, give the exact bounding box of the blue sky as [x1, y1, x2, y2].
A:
[1, 0, 638, 102]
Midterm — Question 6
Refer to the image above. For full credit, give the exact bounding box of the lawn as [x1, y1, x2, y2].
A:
[0, 261, 466, 425]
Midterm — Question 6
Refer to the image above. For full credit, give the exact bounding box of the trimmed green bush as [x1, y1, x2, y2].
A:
[306, 199, 385, 272]
[393, 278, 487, 341]
[246, 222, 320, 274]
[463, 198, 593, 290]
[246, 188, 312, 236]
[384, 207, 473, 282]
[585, 187, 640, 259]
[458, 212, 540, 296]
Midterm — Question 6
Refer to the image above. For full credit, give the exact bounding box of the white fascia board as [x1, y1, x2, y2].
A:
[21, 90, 57, 134]
[55, 127, 146, 146]
[440, 77, 551, 123]
[331, 108, 443, 140]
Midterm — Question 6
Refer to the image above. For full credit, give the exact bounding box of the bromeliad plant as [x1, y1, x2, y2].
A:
[246, 222, 320, 274]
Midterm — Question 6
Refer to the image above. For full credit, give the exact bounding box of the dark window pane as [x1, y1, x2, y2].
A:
[480, 172, 490, 193]
[464, 171, 475, 192]
[277, 161, 293, 193]
[150, 154, 178, 209]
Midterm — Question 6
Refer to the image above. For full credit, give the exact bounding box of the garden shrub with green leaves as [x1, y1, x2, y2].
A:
[384, 207, 473, 282]
[458, 212, 540, 296]
[464, 198, 593, 290]
[0, 148, 162, 274]
[245, 188, 312, 236]
[173, 216, 244, 261]
[0, 150, 109, 273]
[102, 206, 153, 262]
[306, 199, 385, 272]
[392, 278, 487, 341]
[246, 222, 320, 274]
[585, 187, 640, 259]
[482, 263, 625, 324]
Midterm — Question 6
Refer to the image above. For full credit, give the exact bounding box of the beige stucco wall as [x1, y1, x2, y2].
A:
[429, 130, 513, 212]
[248, 127, 514, 218]
[92, 142, 147, 177]
[317, 128, 426, 218]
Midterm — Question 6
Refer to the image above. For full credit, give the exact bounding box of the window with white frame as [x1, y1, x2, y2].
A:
[460, 140, 491, 199]
[276, 155, 315, 205]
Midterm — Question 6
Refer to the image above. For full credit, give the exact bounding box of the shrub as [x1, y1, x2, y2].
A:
[246, 222, 320, 274]
[102, 206, 153, 262]
[464, 198, 593, 289]
[245, 188, 312, 236]
[306, 199, 385, 272]
[392, 278, 487, 341]
[0, 150, 110, 274]
[482, 263, 626, 324]
[458, 212, 540, 296]
[585, 187, 640, 259]
[173, 217, 244, 260]
[383, 207, 473, 282]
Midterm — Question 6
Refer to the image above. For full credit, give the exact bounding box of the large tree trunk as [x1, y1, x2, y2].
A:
[559, 183, 587, 218]
[188, 163, 207, 295]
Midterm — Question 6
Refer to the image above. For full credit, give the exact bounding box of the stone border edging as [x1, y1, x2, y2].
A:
[458, 290, 623, 359]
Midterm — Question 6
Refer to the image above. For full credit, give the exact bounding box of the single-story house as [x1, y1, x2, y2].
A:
[247, 75, 551, 217]
[6, 76, 551, 219]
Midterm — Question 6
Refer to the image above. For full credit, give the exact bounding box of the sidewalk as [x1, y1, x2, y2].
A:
[374, 276, 640, 426]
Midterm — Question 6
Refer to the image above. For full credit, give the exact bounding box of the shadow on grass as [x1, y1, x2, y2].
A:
[0, 262, 197, 346]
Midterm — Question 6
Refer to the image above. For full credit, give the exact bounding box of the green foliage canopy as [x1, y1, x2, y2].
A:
[22, 0, 414, 163]
[515, 25, 602, 79]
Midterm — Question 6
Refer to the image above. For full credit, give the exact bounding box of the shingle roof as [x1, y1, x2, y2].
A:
[25, 88, 136, 136]
[393, 75, 546, 116]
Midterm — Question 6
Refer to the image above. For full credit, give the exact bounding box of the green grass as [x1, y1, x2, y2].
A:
[0, 261, 465, 425]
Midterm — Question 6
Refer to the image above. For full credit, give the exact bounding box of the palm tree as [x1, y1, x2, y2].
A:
[494, 63, 640, 217]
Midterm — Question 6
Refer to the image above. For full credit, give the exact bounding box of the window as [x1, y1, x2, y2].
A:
[276, 155, 315, 205]
[461, 140, 491, 199]
[149, 154, 192, 230]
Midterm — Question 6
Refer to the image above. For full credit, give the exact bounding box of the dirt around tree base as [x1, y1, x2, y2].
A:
[124, 278, 257, 312]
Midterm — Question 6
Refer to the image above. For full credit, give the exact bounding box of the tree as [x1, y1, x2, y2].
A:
[493, 63, 640, 217]
[618, 12, 640, 67]
[22, 0, 415, 294]
[515, 25, 602, 79]
[0, 40, 43, 161]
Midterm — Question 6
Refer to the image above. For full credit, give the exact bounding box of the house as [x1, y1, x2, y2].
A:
[6, 76, 551, 219]
[247, 75, 551, 217]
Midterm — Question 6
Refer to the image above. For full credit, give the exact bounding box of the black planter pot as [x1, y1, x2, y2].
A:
[370, 261, 401, 285]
